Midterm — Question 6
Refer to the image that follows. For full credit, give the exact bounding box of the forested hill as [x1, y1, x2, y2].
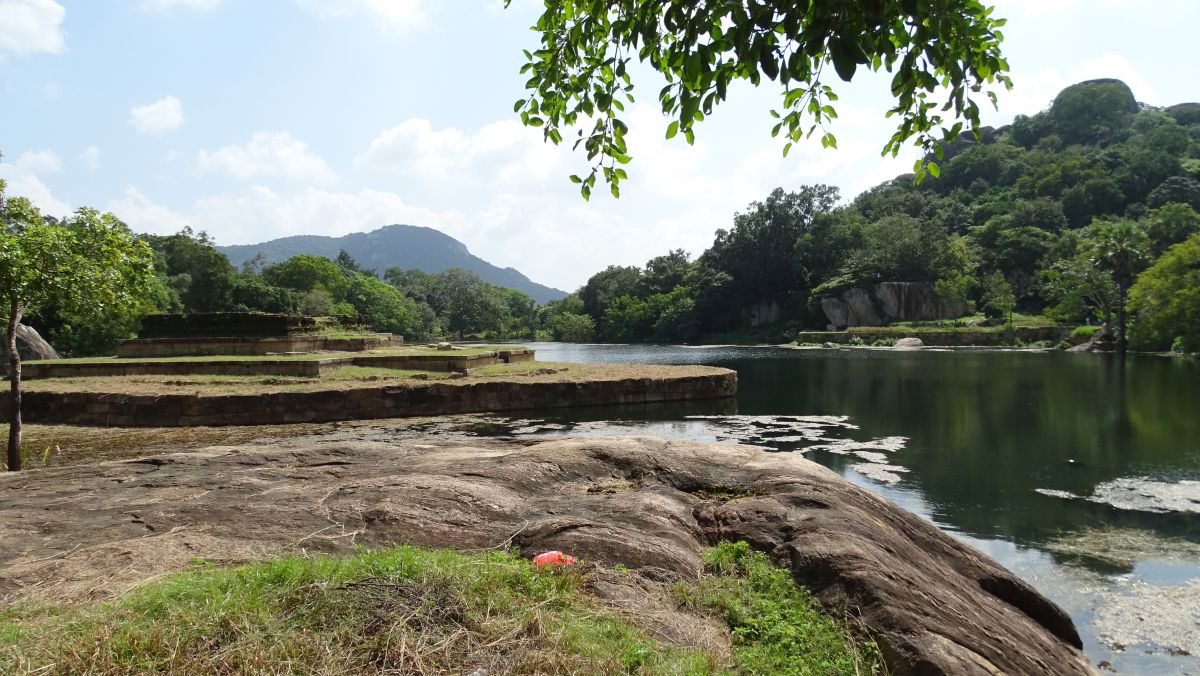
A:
[218, 224, 567, 304]
[538, 79, 1200, 351]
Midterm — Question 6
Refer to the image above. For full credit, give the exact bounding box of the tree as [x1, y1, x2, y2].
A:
[263, 254, 351, 303]
[639, 249, 691, 296]
[1140, 202, 1200, 256]
[512, 0, 1012, 197]
[1086, 220, 1150, 353]
[980, 270, 1015, 325]
[1128, 233, 1200, 353]
[144, 228, 237, 312]
[430, 268, 506, 339]
[580, 265, 642, 331]
[1, 193, 154, 471]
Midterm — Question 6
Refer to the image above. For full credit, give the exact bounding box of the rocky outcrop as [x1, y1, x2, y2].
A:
[893, 337, 924, 350]
[1066, 327, 1116, 353]
[822, 282, 966, 329]
[0, 436, 1094, 675]
[15, 324, 59, 361]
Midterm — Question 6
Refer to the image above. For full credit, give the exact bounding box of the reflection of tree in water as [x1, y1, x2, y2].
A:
[720, 350, 1200, 550]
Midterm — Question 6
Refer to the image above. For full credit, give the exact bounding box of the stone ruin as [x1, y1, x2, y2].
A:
[118, 313, 401, 358]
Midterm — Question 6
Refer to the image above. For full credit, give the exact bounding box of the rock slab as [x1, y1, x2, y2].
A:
[0, 437, 1094, 675]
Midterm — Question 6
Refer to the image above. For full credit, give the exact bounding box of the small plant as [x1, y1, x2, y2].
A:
[871, 338, 896, 347]
[1071, 325, 1100, 340]
[848, 336, 866, 346]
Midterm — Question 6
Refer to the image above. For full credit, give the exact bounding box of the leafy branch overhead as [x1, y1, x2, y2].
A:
[510, 0, 1012, 198]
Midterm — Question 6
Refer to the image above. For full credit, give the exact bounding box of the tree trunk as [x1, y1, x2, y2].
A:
[6, 302, 23, 471]
[1116, 285, 1128, 356]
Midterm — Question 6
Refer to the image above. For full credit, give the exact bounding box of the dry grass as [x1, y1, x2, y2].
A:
[1, 421, 319, 469]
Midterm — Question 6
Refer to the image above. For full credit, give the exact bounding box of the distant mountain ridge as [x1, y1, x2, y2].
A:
[218, 224, 568, 304]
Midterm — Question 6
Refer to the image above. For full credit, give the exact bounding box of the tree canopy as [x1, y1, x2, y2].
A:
[511, 0, 1012, 197]
[2, 190, 154, 470]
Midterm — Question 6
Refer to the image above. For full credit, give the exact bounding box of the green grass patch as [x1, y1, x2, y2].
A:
[0, 542, 881, 675]
[1070, 325, 1100, 339]
[676, 541, 882, 675]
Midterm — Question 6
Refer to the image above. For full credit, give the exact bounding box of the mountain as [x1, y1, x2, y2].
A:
[218, 224, 568, 304]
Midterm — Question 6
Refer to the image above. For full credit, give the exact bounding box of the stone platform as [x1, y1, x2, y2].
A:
[22, 365, 736, 426]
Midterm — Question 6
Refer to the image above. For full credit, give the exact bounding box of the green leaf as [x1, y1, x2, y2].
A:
[665, 120, 680, 139]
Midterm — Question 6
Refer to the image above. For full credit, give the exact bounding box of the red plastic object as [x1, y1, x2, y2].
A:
[532, 550, 577, 566]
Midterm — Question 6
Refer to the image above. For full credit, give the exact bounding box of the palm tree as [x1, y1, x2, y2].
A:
[1088, 220, 1150, 354]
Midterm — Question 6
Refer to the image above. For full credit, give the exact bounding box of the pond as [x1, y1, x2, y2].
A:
[492, 342, 1200, 674]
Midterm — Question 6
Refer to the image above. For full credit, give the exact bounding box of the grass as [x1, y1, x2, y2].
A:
[1071, 325, 1101, 339]
[678, 542, 882, 675]
[834, 313, 1060, 333]
[0, 542, 881, 675]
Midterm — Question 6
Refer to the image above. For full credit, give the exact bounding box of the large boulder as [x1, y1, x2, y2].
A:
[15, 324, 59, 361]
[821, 283, 966, 329]
[0, 436, 1094, 675]
[842, 287, 884, 326]
[820, 297, 853, 329]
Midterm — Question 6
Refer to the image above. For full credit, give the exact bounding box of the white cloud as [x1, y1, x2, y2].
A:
[0, 159, 70, 218]
[78, 145, 101, 170]
[139, 0, 219, 10]
[106, 186, 192, 235]
[357, 117, 563, 186]
[198, 131, 337, 183]
[13, 149, 62, 174]
[295, 0, 427, 33]
[0, 0, 65, 59]
[129, 95, 184, 135]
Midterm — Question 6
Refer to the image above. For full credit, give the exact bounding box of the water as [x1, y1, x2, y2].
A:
[501, 342, 1200, 673]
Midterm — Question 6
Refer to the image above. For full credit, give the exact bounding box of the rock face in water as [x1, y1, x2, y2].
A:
[821, 282, 966, 329]
[0, 436, 1093, 675]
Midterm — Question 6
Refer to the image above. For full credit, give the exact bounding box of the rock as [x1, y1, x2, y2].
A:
[821, 342, 837, 349]
[821, 283, 965, 329]
[875, 282, 966, 322]
[1066, 327, 1115, 353]
[15, 324, 59, 361]
[893, 337, 924, 350]
[842, 288, 884, 327]
[0, 436, 1093, 676]
[436, 342, 453, 351]
[748, 300, 781, 328]
[820, 298, 852, 330]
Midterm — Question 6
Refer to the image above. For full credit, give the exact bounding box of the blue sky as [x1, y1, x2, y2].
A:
[2, 0, 1197, 291]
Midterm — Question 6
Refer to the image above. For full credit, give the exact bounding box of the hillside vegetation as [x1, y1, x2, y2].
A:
[540, 79, 1200, 351]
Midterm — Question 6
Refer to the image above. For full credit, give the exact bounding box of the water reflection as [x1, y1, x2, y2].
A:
[501, 342, 1200, 672]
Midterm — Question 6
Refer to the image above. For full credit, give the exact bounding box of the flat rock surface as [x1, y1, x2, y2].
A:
[0, 436, 1094, 675]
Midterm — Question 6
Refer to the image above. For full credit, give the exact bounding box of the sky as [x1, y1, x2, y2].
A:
[1, 0, 1198, 292]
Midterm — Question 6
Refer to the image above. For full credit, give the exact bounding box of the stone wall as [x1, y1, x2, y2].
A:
[22, 369, 737, 426]
[117, 334, 397, 358]
[795, 326, 1070, 346]
[138, 313, 320, 339]
[821, 282, 967, 329]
